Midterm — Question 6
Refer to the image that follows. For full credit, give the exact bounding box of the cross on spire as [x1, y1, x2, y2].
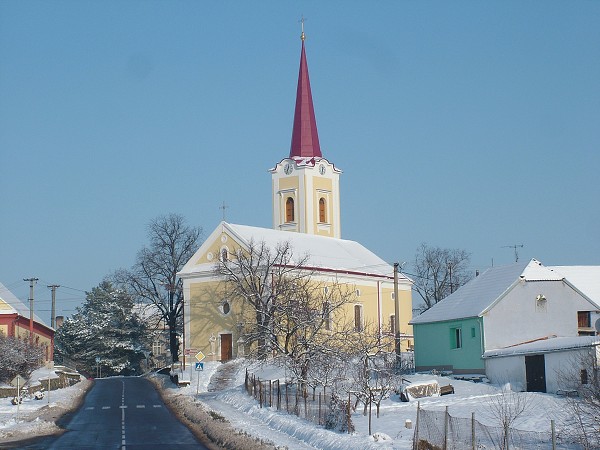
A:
[219, 201, 229, 221]
[300, 16, 306, 41]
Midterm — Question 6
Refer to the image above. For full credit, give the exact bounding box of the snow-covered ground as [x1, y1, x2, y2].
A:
[0, 367, 88, 443]
[166, 360, 579, 450]
[0, 362, 585, 449]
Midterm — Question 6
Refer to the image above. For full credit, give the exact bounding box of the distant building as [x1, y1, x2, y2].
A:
[0, 281, 55, 362]
[179, 31, 413, 362]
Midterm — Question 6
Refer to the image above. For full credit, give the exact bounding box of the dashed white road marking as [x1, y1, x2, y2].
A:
[136, 405, 145, 408]
[102, 406, 110, 410]
[153, 405, 162, 408]
[85, 407, 94, 410]
[121, 380, 126, 450]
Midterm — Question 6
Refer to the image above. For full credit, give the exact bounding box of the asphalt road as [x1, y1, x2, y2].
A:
[21, 377, 208, 450]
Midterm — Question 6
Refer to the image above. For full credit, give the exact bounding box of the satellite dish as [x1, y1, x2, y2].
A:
[595, 318, 600, 333]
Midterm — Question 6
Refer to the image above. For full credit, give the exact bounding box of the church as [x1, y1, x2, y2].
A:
[178, 30, 413, 362]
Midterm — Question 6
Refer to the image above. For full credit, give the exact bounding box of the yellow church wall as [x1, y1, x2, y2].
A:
[192, 231, 245, 265]
[0, 299, 12, 310]
[187, 272, 413, 359]
[187, 280, 246, 361]
[279, 176, 299, 191]
[0, 324, 7, 335]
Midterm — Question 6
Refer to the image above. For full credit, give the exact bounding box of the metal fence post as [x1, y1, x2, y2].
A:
[444, 405, 449, 450]
[551, 419, 556, 450]
[413, 401, 420, 450]
[472, 412, 476, 450]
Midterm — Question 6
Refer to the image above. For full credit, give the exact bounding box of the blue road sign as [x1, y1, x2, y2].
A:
[195, 362, 204, 371]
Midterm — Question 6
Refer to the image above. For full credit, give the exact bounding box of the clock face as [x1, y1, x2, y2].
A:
[284, 163, 293, 175]
[319, 164, 325, 175]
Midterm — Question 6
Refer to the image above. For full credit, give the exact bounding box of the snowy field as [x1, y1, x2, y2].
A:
[166, 360, 580, 450]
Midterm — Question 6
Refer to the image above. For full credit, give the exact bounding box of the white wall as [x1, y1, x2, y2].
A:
[485, 355, 526, 391]
[485, 347, 598, 394]
[483, 280, 594, 350]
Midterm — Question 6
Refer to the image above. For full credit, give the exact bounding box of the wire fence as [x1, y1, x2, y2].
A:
[413, 404, 584, 450]
[244, 369, 352, 430]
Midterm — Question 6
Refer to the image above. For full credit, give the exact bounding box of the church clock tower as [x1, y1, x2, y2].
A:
[270, 27, 342, 238]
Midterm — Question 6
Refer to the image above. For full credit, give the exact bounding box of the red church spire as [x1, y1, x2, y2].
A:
[289, 25, 322, 159]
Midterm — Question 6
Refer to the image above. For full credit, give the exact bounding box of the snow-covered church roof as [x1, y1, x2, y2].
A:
[179, 222, 411, 282]
[0, 281, 48, 326]
[410, 259, 566, 325]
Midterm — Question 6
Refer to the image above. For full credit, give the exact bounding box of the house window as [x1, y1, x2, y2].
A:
[578, 311, 591, 328]
[355, 289, 361, 297]
[451, 328, 462, 349]
[471, 327, 476, 338]
[221, 248, 228, 261]
[354, 305, 363, 332]
[285, 197, 294, 222]
[390, 315, 396, 335]
[152, 341, 162, 356]
[319, 197, 326, 223]
[581, 369, 589, 385]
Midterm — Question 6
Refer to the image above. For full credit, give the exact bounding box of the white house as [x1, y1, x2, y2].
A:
[410, 259, 600, 385]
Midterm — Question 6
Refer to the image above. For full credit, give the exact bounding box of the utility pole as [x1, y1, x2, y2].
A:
[47, 285, 60, 328]
[23, 277, 39, 344]
[502, 244, 524, 263]
[393, 263, 401, 360]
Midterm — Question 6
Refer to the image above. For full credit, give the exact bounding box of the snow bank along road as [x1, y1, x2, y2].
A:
[20, 377, 209, 449]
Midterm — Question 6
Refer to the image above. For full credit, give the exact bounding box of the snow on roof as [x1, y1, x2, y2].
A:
[410, 259, 561, 325]
[180, 222, 410, 281]
[0, 281, 48, 326]
[549, 266, 600, 309]
[483, 336, 600, 358]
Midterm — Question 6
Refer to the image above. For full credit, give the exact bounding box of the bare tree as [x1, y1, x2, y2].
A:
[217, 240, 311, 359]
[274, 279, 355, 393]
[555, 348, 600, 449]
[114, 214, 202, 362]
[485, 385, 534, 450]
[346, 324, 399, 435]
[412, 243, 472, 312]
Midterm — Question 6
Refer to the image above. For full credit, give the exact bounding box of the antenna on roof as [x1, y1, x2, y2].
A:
[502, 244, 524, 262]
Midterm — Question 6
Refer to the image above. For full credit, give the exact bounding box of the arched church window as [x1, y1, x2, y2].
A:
[319, 197, 326, 223]
[286, 197, 294, 222]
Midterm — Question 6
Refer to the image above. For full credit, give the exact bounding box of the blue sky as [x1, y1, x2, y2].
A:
[1, 1, 599, 323]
